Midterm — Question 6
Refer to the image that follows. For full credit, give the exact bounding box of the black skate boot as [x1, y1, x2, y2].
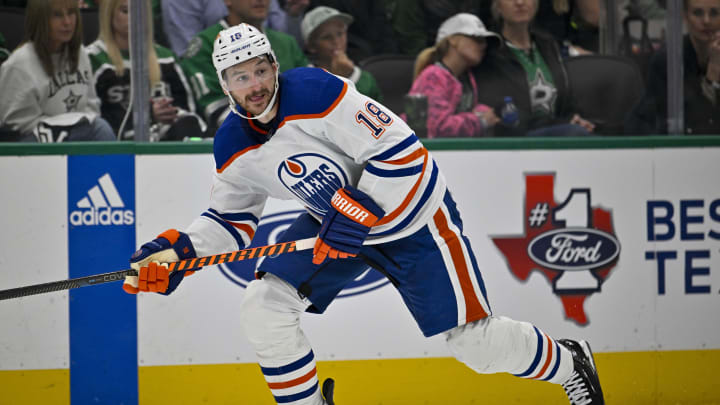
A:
[322, 378, 335, 405]
[558, 339, 604, 405]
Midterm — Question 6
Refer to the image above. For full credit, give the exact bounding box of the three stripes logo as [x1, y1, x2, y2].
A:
[69, 173, 135, 226]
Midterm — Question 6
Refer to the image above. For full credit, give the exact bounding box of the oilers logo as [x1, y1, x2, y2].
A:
[219, 210, 390, 297]
[491, 173, 621, 325]
[277, 153, 348, 216]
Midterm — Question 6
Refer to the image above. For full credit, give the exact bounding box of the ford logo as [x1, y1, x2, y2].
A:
[527, 228, 620, 271]
[219, 210, 390, 297]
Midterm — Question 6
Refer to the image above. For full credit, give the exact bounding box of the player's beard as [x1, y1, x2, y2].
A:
[241, 87, 273, 116]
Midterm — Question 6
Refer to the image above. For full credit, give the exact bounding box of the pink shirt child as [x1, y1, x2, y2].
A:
[407, 64, 492, 138]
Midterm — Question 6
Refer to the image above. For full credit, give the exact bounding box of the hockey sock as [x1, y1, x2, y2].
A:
[240, 274, 325, 404]
[260, 350, 324, 404]
[445, 315, 573, 384]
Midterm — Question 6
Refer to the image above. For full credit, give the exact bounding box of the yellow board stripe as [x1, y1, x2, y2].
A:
[0, 369, 70, 404]
[2, 350, 718, 404]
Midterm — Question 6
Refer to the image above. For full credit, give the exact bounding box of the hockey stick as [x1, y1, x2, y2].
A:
[0, 237, 317, 301]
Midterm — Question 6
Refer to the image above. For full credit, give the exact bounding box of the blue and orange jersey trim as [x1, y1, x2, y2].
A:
[364, 134, 438, 234]
[200, 208, 259, 249]
[275, 67, 348, 128]
[213, 114, 265, 173]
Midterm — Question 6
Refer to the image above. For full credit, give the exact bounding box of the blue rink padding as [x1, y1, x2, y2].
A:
[68, 155, 137, 404]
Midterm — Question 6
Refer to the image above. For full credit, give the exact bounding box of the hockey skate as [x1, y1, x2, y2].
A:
[322, 378, 335, 405]
[558, 339, 604, 405]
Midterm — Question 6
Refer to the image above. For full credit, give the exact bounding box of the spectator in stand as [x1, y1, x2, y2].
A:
[392, 0, 492, 57]
[180, 0, 308, 133]
[534, 0, 600, 55]
[162, 0, 228, 57]
[310, 0, 398, 61]
[407, 13, 500, 138]
[87, 0, 206, 141]
[301, 6, 383, 100]
[0, 0, 114, 142]
[266, 0, 310, 47]
[626, 0, 720, 135]
[80, 0, 168, 47]
[473, 0, 595, 137]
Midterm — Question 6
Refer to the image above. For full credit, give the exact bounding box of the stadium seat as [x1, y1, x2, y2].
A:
[0, 125, 26, 142]
[358, 54, 416, 116]
[565, 54, 645, 135]
[0, 7, 25, 51]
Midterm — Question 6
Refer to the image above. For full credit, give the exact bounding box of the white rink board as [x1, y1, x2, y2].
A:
[0, 156, 70, 370]
[0, 148, 718, 370]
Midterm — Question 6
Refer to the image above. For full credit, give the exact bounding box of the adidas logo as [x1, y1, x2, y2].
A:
[69, 173, 135, 226]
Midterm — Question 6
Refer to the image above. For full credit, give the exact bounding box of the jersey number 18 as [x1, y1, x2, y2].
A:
[356, 101, 393, 139]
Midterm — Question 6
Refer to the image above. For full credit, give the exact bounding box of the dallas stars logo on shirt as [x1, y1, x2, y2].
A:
[508, 44, 559, 118]
[529, 69, 557, 115]
[63, 89, 82, 112]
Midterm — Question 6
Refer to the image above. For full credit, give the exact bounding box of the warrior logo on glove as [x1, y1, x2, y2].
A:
[313, 186, 385, 265]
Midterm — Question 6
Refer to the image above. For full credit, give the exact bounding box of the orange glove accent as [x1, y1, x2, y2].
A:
[312, 239, 355, 265]
[122, 262, 170, 294]
[156, 229, 181, 245]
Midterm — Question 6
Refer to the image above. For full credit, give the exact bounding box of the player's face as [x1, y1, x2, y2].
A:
[112, 0, 130, 40]
[228, 0, 270, 24]
[225, 57, 277, 115]
[48, 1, 77, 51]
[496, 0, 538, 26]
[308, 19, 348, 62]
[454, 35, 488, 66]
[684, 0, 720, 43]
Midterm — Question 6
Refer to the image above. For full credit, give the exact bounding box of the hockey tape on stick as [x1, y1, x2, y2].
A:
[0, 237, 317, 301]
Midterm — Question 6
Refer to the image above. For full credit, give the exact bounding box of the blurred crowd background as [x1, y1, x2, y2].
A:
[0, 0, 718, 142]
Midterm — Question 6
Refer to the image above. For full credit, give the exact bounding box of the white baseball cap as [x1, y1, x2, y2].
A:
[436, 13, 500, 44]
[301, 6, 354, 43]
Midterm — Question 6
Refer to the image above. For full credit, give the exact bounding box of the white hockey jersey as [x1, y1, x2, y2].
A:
[186, 67, 447, 257]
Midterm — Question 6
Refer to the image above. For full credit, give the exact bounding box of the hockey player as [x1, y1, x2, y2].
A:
[123, 23, 605, 405]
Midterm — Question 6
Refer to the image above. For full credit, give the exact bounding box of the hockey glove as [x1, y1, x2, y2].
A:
[123, 229, 197, 295]
[313, 186, 385, 265]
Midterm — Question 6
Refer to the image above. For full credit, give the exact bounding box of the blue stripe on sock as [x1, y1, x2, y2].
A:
[514, 326, 543, 377]
[274, 382, 319, 403]
[261, 351, 315, 376]
[542, 341, 562, 381]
